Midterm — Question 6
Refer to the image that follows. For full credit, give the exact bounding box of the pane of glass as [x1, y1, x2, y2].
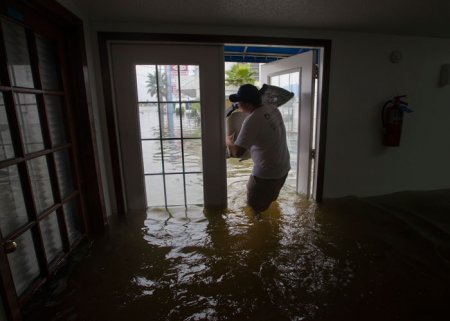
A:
[182, 103, 201, 138]
[15, 94, 44, 153]
[185, 173, 203, 205]
[156, 65, 173, 101]
[139, 103, 159, 139]
[145, 175, 165, 207]
[179, 65, 200, 101]
[0, 165, 28, 237]
[8, 230, 40, 296]
[279, 73, 289, 88]
[270, 75, 280, 87]
[160, 103, 181, 138]
[289, 72, 300, 93]
[272, 72, 300, 190]
[54, 150, 75, 198]
[36, 35, 60, 90]
[45, 95, 67, 146]
[142, 140, 162, 174]
[183, 139, 203, 172]
[136, 65, 157, 102]
[40, 212, 63, 263]
[0, 93, 15, 160]
[137, 65, 203, 208]
[136, 65, 200, 102]
[2, 21, 35, 88]
[162, 140, 182, 173]
[27, 156, 54, 213]
[165, 174, 185, 206]
[157, 65, 178, 102]
[63, 200, 83, 245]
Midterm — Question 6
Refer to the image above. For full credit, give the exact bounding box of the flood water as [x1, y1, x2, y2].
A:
[23, 184, 450, 321]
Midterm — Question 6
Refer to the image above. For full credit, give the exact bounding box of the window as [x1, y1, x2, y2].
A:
[135, 65, 204, 207]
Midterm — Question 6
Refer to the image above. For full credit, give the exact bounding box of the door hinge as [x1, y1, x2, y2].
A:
[310, 149, 316, 159]
[313, 65, 319, 79]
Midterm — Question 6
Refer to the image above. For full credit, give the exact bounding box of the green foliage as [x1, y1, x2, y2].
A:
[146, 72, 167, 98]
[225, 63, 256, 87]
[189, 102, 201, 118]
[175, 105, 185, 115]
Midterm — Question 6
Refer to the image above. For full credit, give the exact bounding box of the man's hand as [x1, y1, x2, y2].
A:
[226, 132, 235, 147]
[226, 132, 246, 158]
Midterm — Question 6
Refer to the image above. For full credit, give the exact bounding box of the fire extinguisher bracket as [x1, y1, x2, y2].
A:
[399, 104, 413, 113]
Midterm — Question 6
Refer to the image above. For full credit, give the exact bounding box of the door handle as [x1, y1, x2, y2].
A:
[3, 240, 17, 254]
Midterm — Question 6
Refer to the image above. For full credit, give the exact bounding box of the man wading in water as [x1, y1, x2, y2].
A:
[226, 84, 290, 215]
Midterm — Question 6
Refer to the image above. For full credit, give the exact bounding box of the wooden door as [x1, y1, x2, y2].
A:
[0, 6, 87, 320]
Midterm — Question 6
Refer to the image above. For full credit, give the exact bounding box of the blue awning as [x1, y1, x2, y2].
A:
[224, 45, 311, 63]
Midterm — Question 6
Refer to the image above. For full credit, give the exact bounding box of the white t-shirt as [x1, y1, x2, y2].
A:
[234, 104, 290, 179]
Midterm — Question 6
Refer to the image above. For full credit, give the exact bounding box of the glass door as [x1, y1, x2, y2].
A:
[267, 71, 301, 190]
[0, 17, 85, 318]
[136, 64, 203, 207]
[110, 44, 226, 211]
[260, 51, 315, 196]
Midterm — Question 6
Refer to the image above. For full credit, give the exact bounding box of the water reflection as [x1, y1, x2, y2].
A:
[23, 189, 450, 321]
[122, 186, 346, 320]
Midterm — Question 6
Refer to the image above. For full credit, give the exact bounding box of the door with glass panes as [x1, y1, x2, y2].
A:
[110, 44, 226, 211]
[260, 51, 316, 197]
[0, 17, 85, 319]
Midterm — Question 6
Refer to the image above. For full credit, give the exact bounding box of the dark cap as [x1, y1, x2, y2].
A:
[229, 84, 261, 105]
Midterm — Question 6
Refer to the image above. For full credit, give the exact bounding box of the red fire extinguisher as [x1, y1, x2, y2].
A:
[382, 95, 413, 146]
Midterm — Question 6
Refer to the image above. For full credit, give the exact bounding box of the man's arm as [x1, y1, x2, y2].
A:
[226, 133, 247, 158]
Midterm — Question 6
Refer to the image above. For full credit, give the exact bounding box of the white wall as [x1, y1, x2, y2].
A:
[59, 2, 450, 207]
[325, 35, 450, 197]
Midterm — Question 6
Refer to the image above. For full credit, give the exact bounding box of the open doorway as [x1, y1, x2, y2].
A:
[99, 33, 330, 213]
[224, 45, 321, 199]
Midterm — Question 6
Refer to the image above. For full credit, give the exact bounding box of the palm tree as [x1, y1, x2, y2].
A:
[225, 63, 256, 87]
[146, 69, 174, 134]
[146, 71, 168, 99]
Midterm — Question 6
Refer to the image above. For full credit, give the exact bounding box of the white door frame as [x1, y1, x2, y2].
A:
[109, 43, 226, 210]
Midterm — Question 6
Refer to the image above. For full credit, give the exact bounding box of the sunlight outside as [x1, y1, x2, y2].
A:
[135, 65, 203, 208]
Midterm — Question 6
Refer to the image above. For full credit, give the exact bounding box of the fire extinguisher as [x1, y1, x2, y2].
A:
[381, 95, 413, 146]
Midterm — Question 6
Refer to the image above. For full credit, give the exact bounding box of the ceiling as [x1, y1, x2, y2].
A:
[71, 0, 450, 38]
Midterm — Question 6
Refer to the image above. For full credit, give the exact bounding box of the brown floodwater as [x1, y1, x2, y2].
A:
[23, 178, 450, 320]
